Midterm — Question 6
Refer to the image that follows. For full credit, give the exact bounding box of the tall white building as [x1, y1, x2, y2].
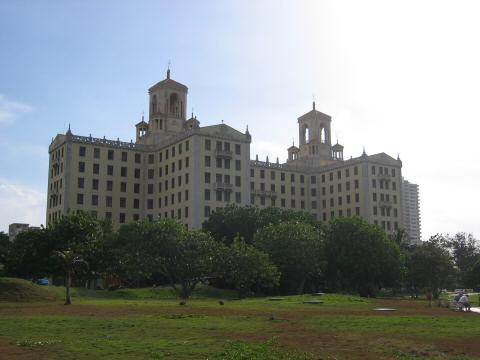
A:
[47, 71, 411, 233]
[401, 179, 421, 244]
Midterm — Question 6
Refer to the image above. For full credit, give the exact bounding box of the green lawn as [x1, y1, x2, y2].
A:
[1, 279, 479, 360]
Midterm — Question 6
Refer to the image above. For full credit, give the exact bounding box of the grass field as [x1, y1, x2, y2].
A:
[1, 278, 480, 360]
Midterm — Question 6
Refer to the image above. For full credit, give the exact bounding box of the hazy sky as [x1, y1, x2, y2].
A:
[1, 0, 479, 238]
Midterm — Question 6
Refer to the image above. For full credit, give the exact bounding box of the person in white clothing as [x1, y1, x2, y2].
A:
[459, 294, 471, 311]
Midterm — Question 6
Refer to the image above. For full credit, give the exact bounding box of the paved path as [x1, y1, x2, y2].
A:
[471, 307, 480, 314]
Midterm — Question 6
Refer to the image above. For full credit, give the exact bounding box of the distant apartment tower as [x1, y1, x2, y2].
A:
[8, 223, 40, 242]
[401, 179, 421, 244]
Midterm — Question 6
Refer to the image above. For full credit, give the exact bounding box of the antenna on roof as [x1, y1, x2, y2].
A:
[167, 59, 171, 79]
[312, 94, 316, 110]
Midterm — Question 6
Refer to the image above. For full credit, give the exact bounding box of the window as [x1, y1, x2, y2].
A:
[216, 158, 222, 168]
[330, 185, 334, 194]
[354, 179, 359, 189]
[205, 139, 211, 150]
[235, 160, 241, 171]
[134, 183, 140, 193]
[392, 169, 396, 177]
[338, 183, 342, 192]
[134, 168, 141, 178]
[134, 198, 140, 209]
[106, 196, 112, 207]
[120, 197, 126, 208]
[291, 174, 295, 182]
[92, 179, 99, 190]
[121, 167, 127, 177]
[119, 213, 126, 223]
[271, 171, 276, 180]
[356, 207, 360, 216]
[373, 192, 377, 201]
[392, 182, 396, 190]
[291, 199, 296, 208]
[186, 141, 189, 151]
[147, 199, 154, 209]
[311, 176, 316, 184]
[329, 172, 333, 181]
[77, 193, 84, 205]
[122, 152, 128, 162]
[224, 159, 230, 169]
[205, 189, 211, 200]
[301, 187, 305, 196]
[260, 170, 265, 179]
[107, 165, 113, 176]
[79, 146, 86, 157]
[216, 190, 222, 201]
[311, 188, 317, 196]
[178, 143, 182, 155]
[185, 157, 189, 168]
[235, 176, 241, 187]
[121, 182, 127, 192]
[205, 172, 211, 183]
[355, 193, 360, 202]
[77, 177, 84, 188]
[105, 212, 112, 220]
[281, 185, 285, 194]
[148, 183, 154, 194]
[204, 206, 211, 217]
[337, 171, 341, 179]
[312, 201, 317, 209]
[148, 154, 154, 164]
[94, 148, 100, 159]
[108, 150, 114, 160]
[347, 195, 351, 204]
[321, 174, 325, 183]
[185, 190, 189, 201]
[372, 179, 376, 188]
[330, 198, 334, 206]
[250, 169, 254, 177]
[107, 180, 113, 191]
[185, 173, 189, 184]
[291, 186, 295, 195]
[148, 169, 154, 179]
[371, 166, 376, 175]
[171, 146, 176, 157]
[354, 166, 358, 176]
[91, 195, 98, 206]
[93, 163, 99, 174]
[338, 196, 342, 205]
[281, 172, 285, 181]
[235, 192, 241, 203]
[135, 153, 141, 163]
[78, 162, 85, 173]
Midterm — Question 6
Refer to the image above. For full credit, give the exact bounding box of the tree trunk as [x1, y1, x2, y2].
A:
[65, 270, 72, 305]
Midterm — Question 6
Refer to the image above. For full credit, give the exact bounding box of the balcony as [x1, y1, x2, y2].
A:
[214, 182, 233, 192]
[379, 200, 393, 208]
[252, 189, 278, 198]
[214, 148, 233, 159]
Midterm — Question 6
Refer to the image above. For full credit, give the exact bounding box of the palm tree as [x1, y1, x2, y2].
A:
[53, 250, 88, 305]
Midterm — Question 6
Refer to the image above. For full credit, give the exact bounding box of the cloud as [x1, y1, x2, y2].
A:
[0, 178, 45, 233]
[0, 95, 33, 124]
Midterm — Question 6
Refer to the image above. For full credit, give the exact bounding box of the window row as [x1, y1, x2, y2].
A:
[205, 139, 241, 155]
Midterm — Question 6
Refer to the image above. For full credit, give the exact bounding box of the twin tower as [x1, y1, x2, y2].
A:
[136, 69, 344, 166]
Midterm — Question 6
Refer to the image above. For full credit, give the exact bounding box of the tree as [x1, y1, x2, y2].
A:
[202, 205, 260, 244]
[202, 205, 321, 245]
[115, 219, 223, 301]
[53, 250, 88, 305]
[0, 232, 10, 275]
[406, 239, 455, 299]
[324, 217, 403, 297]
[48, 212, 107, 285]
[222, 235, 280, 298]
[445, 233, 479, 288]
[4, 228, 57, 278]
[254, 221, 323, 294]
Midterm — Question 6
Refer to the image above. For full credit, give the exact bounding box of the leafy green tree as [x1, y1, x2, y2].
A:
[48, 212, 107, 285]
[445, 233, 479, 288]
[115, 219, 223, 301]
[4, 228, 57, 278]
[221, 235, 280, 298]
[254, 222, 323, 294]
[203, 205, 321, 245]
[202, 205, 260, 244]
[0, 231, 10, 275]
[406, 239, 455, 299]
[325, 217, 403, 297]
[52, 250, 88, 305]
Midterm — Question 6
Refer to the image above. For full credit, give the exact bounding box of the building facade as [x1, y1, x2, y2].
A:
[8, 223, 40, 241]
[401, 179, 422, 244]
[47, 71, 406, 233]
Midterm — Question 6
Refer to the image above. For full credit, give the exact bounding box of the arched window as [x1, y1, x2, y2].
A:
[152, 95, 157, 113]
[320, 128, 326, 143]
[169, 93, 179, 115]
[305, 127, 310, 143]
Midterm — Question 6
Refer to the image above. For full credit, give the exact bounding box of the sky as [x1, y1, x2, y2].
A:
[1, 0, 479, 239]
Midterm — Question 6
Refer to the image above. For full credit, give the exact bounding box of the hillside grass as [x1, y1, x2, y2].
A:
[1, 278, 480, 359]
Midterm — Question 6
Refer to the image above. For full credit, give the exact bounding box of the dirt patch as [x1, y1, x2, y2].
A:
[0, 338, 48, 360]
